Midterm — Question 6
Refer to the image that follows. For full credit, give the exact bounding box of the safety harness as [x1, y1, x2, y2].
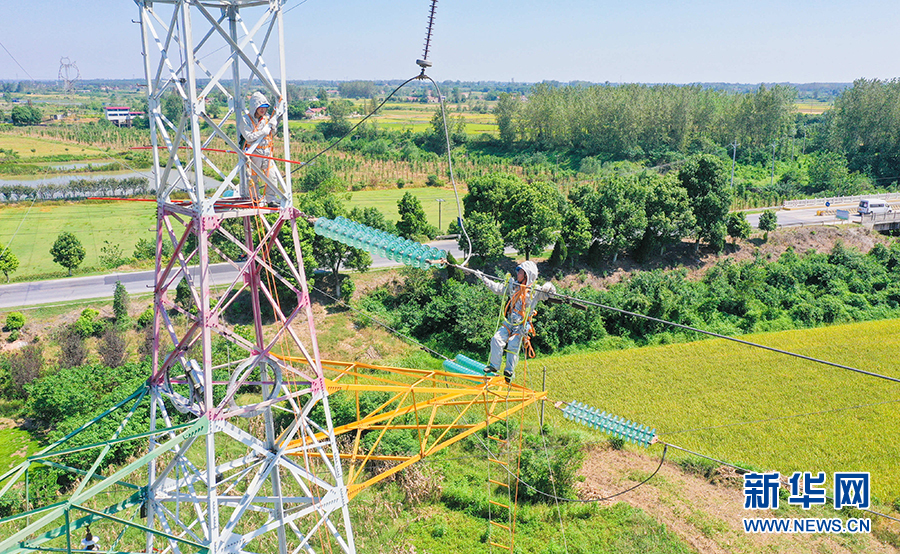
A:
[497, 274, 538, 360]
[247, 115, 274, 180]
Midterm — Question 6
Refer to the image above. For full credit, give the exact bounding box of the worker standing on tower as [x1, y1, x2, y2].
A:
[477, 261, 555, 383]
[241, 91, 278, 205]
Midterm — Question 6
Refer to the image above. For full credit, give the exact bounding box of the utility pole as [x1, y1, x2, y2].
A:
[729, 139, 739, 189]
[770, 141, 778, 188]
[436, 198, 445, 233]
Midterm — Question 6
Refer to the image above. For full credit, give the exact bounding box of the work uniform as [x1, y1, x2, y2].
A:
[241, 91, 277, 203]
[479, 260, 555, 380]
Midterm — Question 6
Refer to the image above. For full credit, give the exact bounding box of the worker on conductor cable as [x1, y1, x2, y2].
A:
[241, 91, 278, 205]
[476, 261, 556, 383]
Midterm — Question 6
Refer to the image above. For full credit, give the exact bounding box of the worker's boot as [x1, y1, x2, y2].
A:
[503, 369, 513, 384]
[484, 366, 499, 376]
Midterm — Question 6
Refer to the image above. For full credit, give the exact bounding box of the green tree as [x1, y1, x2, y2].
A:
[348, 206, 396, 235]
[10, 103, 41, 126]
[726, 212, 752, 249]
[640, 173, 695, 258]
[287, 100, 310, 120]
[463, 173, 517, 219]
[459, 211, 504, 261]
[5, 312, 24, 331]
[396, 192, 436, 239]
[731, 84, 797, 151]
[678, 154, 731, 251]
[807, 151, 851, 195]
[50, 232, 86, 276]
[0, 247, 19, 283]
[162, 93, 182, 124]
[595, 176, 647, 263]
[548, 240, 567, 267]
[494, 92, 522, 146]
[298, 162, 335, 192]
[426, 108, 466, 154]
[759, 210, 778, 241]
[829, 78, 900, 181]
[560, 205, 591, 263]
[316, 87, 328, 102]
[316, 100, 353, 139]
[500, 180, 563, 260]
[113, 281, 130, 325]
[99, 240, 127, 269]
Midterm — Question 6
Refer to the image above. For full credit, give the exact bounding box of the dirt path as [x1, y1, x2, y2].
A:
[577, 446, 900, 554]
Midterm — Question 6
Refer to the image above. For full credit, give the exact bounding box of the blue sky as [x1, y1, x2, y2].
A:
[1, 0, 898, 84]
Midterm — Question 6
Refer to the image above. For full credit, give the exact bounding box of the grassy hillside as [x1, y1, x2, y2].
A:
[541, 318, 900, 503]
[0, 427, 38, 473]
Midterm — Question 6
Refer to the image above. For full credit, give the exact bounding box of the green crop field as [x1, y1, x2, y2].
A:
[542, 318, 900, 502]
[0, 200, 158, 279]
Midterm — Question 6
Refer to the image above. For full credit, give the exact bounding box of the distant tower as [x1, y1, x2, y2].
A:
[57, 57, 79, 94]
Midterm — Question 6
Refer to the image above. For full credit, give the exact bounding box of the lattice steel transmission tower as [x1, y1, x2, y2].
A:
[136, 0, 354, 552]
[57, 57, 80, 93]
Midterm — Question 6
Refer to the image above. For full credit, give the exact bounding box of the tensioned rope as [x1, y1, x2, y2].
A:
[452, 264, 900, 386]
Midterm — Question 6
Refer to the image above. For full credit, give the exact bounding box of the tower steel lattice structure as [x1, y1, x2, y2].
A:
[0, 1, 351, 552]
[57, 57, 80, 94]
[136, 0, 355, 552]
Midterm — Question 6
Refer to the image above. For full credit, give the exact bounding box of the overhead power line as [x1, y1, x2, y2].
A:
[0, 39, 35, 82]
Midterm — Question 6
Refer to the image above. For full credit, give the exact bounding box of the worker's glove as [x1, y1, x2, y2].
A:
[539, 282, 557, 295]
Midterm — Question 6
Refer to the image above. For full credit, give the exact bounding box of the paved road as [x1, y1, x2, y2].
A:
[0, 239, 469, 309]
[746, 205, 857, 229]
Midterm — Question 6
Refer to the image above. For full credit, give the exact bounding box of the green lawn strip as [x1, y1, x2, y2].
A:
[0, 200, 158, 278]
[341, 186, 464, 232]
[543, 318, 900, 502]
